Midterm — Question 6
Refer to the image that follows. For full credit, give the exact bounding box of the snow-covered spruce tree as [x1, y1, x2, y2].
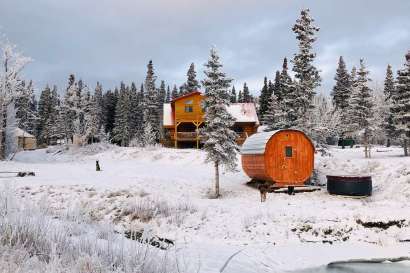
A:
[62, 74, 83, 143]
[36, 84, 52, 144]
[165, 85, 171, 103]
[230, 85, 237, 103]
[15, 80, 37, 135]
[383, 64, 397, 147]
[143, 60, 160, 144]
[94, 81, 104, 130]
[263, 93, 287, 131]
[391, 51, 410, 156]
[258, 77, 270, 122]
[159, 80, 166, 103]
[346, 59, 374, 158]
[171, 84, 178, 100]
[185, 63, 201, 92]
[102, 89, 117, 136]
[237, 89, 243, 103]
[242, 82, 252, 103]
[113, 83, 132, 146]
[201, 47, 238, 198]
[273, 70, 281, 100]
[291, 8, 321, 130]
[331, 56, 351, 110]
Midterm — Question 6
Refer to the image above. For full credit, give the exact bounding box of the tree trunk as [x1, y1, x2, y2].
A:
[214, 161, 220, 198]
[404, 138, 408, 157]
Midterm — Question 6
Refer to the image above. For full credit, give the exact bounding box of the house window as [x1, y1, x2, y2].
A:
[285, 146, 292, 157]
[185, 99, 193, 112]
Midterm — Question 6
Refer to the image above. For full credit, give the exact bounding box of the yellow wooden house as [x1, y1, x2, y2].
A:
[162, 91, 259, 148]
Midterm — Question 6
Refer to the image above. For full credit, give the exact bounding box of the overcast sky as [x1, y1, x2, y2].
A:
[1, 0, 409, 95]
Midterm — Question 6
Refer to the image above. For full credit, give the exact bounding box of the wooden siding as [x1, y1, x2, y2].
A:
[174, 93, 204, 123]
[242, 130, 314, 186]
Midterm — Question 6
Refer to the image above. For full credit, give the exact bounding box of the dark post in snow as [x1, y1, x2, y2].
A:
[96, 160, 101, 171]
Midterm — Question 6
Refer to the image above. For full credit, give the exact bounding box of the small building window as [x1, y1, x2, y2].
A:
[185, 106, 193, 112]
[285, 146, 292, 157]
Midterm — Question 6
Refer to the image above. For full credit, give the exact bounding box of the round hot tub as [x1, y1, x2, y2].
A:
[326, 175, 372, 196]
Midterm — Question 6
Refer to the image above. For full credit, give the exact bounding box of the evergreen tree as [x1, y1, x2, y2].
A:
[291, 9, 321, 128]
[273, 71, 281, 101]
[102, 89, 117, 136]
[159, 80, 166, 103]
[171, 85, 178, 100]
[346, 59, 374, 157]
[165, 85, 171, 103]
[237, 89, 243, 103]
[143, 60, 160, 143]
[36, 85, 52, 144]
[15, 80, 37, 134]
[113, 83, 131, 146]
[258, 77, 270, 121]
[263, 94, 287, 131]
[391, 52, 410, 156]
[278, 58, 292, 103]
[383, 64, 397, 146]
[62, 74, 83, 142]
[230, 86, 237, 103]
[242, 82, 251, 103]
[94, 81, 104, 130]
[185, 63, 201, 92]
[331, 56, 351, 110]
[201, 48, 238, 198]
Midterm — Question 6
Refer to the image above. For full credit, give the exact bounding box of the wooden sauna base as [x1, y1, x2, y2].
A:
[246, 179, 321, 194]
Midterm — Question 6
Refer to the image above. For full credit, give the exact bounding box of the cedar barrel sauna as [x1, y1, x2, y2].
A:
[241, 129, 315, 187]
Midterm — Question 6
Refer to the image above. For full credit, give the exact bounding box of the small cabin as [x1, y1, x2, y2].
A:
[162, 91, 259, 148]
[241, 129, 314, 187]
[15, 128, 37, 151]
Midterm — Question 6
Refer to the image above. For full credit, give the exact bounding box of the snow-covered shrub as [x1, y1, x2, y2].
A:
[0, 185, 185, 273]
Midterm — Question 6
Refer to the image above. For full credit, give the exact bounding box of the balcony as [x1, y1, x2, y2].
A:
[171, 131, 248, 143]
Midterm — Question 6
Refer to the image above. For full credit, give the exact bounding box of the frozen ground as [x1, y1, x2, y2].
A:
[1, 144, 410, 272]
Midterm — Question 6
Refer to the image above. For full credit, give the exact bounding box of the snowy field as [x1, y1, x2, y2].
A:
[1, 144, 410, 272]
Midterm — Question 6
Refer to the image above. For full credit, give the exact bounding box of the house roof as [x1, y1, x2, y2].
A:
[171, 91, 202, 102]
[14, 128, 35, 138]
[162, 102, 259, 127]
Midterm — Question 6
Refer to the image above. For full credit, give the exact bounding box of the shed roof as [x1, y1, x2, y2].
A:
[240, 129, 313, 155]
[240, 130, 279, 155]
[14, 128, 35, 138]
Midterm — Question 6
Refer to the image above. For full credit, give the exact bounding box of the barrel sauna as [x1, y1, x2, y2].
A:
[241, 129, 315, 187]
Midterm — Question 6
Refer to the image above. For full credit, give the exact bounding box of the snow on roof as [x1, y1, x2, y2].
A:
[163, 104, 173, 126]
[14, 128, 35, 138]
[162, 102, 259, 126]
[227, 103, 259, 124]
[240, 130, 279, 155]
[241, 129, 314, 155]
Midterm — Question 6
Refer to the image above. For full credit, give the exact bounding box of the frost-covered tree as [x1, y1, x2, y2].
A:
[15, 80, 37, 134]
[258, 77, 270, 121]
[94, 81, 104, 130]
[278, 58, 292, 103]
[346, 59, 374, 157]
[102, 89, 117, 136]
[62, 74, 83, 142]
[0, 37, 32, 158]
[143, 60, 160, 143]
[383, 64, 397, 146]
[185, 63, 201, 92]
[291, 8, 321, 128]
[263, 94, 287, 131]
[237, 89, 243, 103]
[113, 83, 132, 146]
[391, 52, 410, 156]
[201, 47, 238, 198]
[230, 85, 237, 103]
[331, 56, 351, 110]
[165, 85, 171, 103]
[242, 82, 252, 103]
[36, 85, 52, 144]
[158, 80, 166, 103]
[171, 84, 178, 100]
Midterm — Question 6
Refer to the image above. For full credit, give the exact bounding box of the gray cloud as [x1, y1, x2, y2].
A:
[1, 0, 409, 95]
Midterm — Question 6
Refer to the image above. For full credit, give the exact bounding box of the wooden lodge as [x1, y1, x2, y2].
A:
[162, 91, 259, 148]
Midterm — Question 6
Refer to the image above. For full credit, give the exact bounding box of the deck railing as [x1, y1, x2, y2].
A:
[173, 131, 248, 142]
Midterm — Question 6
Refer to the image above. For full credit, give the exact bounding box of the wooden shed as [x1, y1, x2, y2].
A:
[241, 129, 314, 187]
[15, 128, 37, 150]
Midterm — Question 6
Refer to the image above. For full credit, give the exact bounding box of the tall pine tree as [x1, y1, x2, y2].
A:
[143, 60, 160, 144]
[383, 64, 397, 147]
[185, 63, 201, 92]
[201, 48, 238, 198]
[258, 77, 270, 122]
[331, 56, 351, 110]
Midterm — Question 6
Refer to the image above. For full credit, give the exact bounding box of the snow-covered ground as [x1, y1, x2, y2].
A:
[1, 144, 410, 272]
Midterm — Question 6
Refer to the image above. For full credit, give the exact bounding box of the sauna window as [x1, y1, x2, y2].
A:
[285, 146, 292, 157]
